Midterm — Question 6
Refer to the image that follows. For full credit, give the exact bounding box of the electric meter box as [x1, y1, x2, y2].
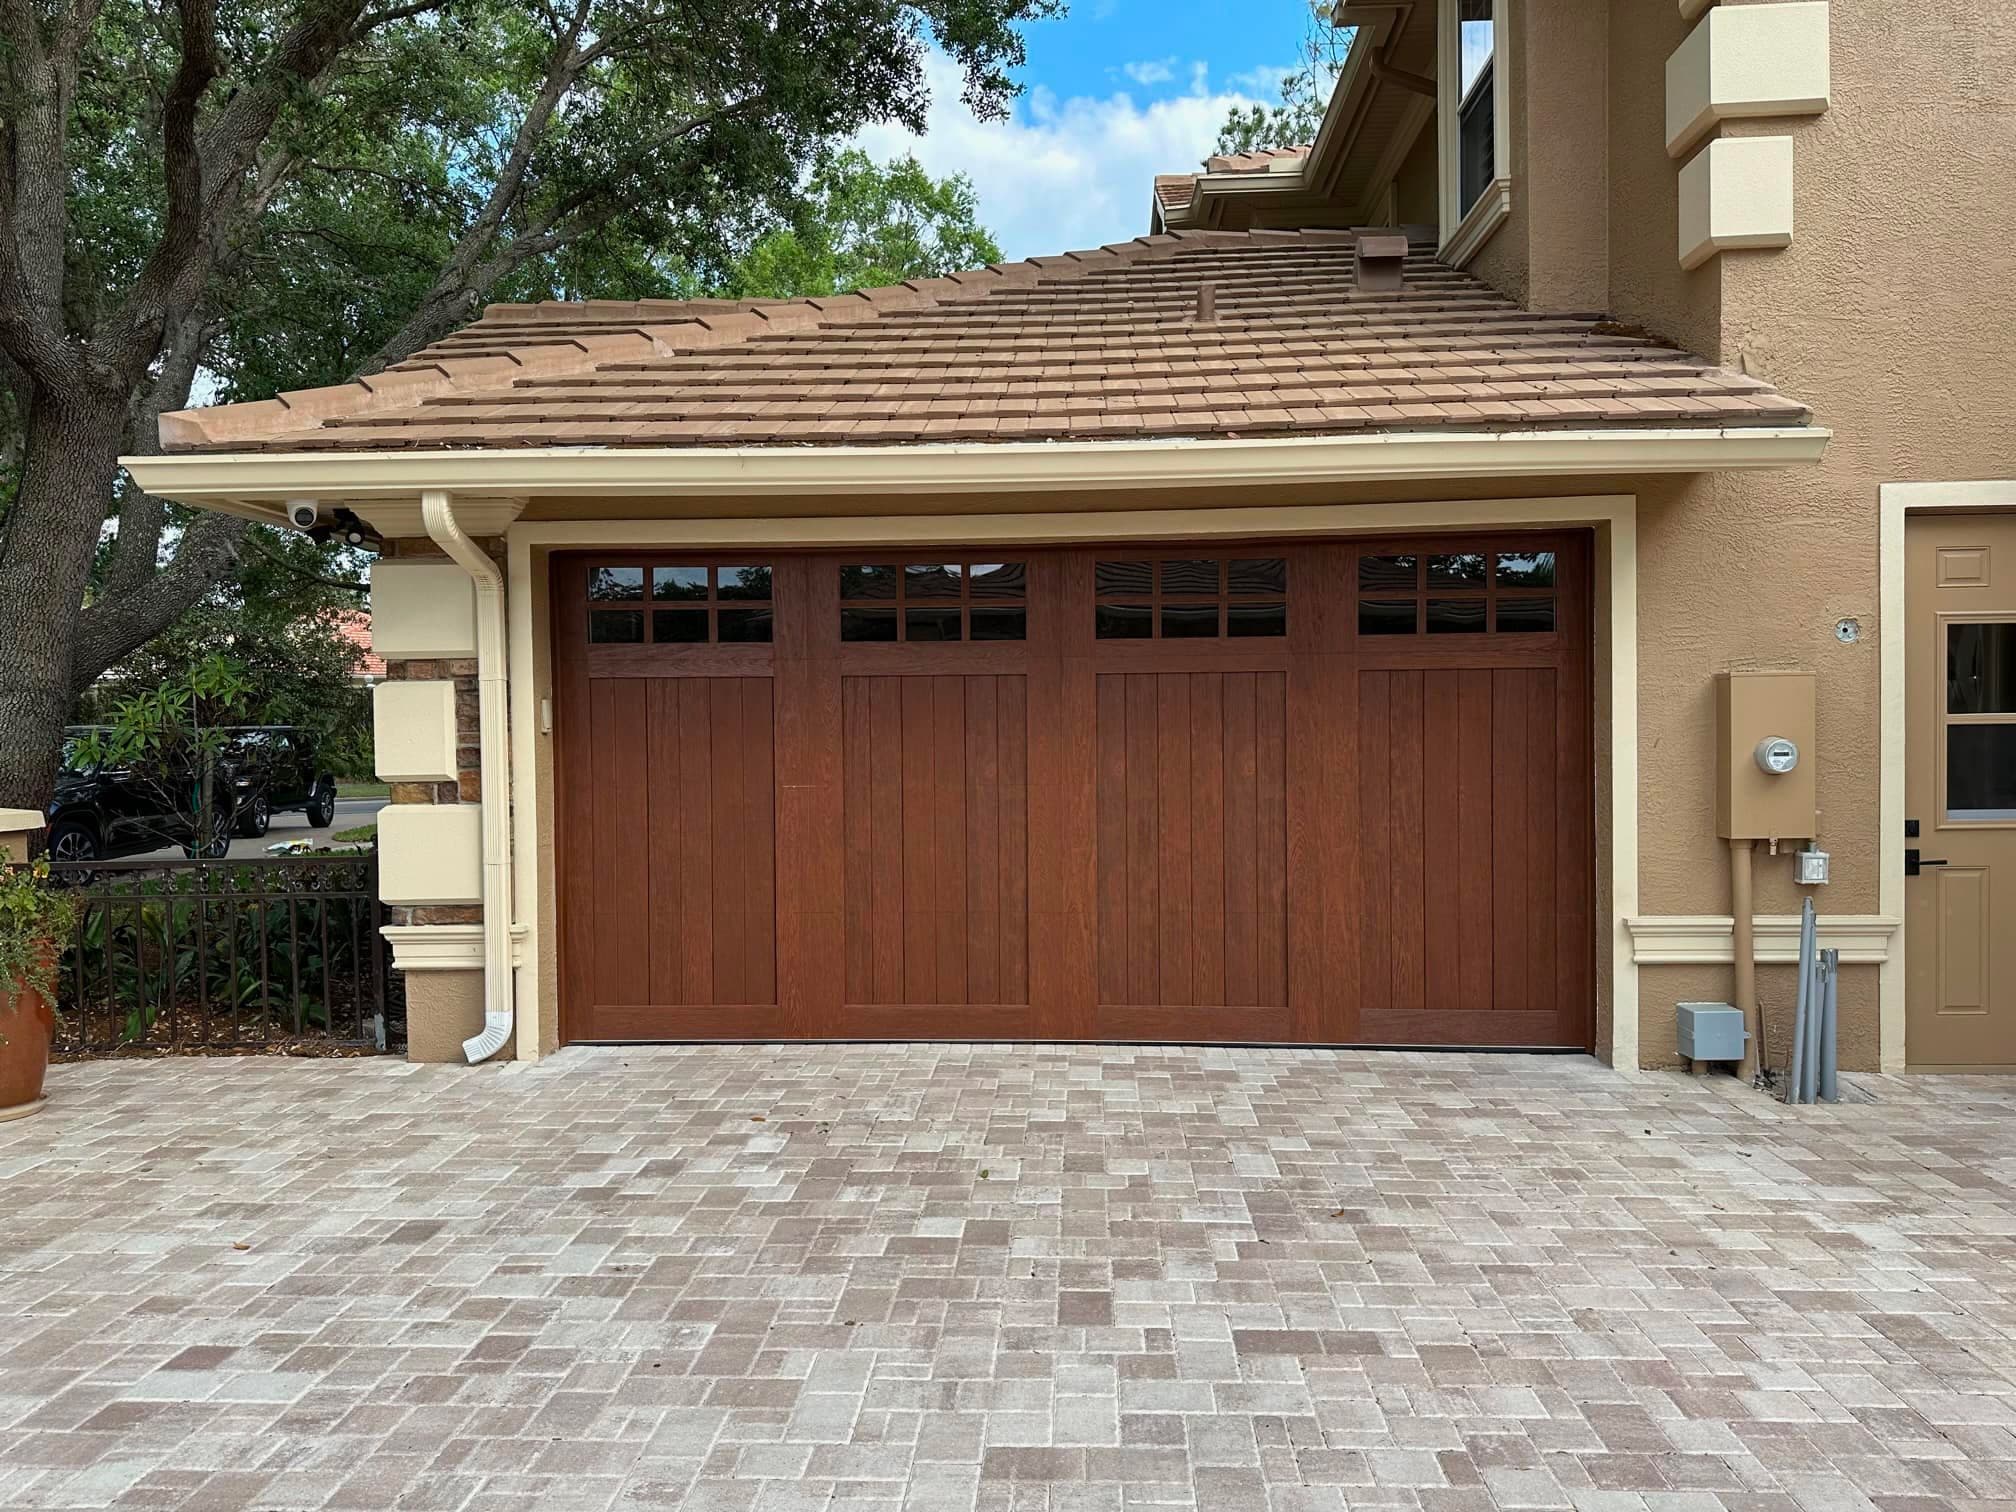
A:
[1715, 670, 1817, 841]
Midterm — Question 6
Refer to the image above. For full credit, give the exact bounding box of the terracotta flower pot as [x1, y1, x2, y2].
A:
[0, 963, 55, 1122]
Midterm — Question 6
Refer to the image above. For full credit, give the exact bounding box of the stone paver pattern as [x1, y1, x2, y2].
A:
[5, 1046, 2016, 1511]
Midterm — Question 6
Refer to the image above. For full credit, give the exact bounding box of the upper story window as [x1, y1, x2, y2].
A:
[1438, 0, 1511, 263]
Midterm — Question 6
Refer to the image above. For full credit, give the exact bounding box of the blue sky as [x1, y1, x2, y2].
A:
[854, 0, 1320, 261]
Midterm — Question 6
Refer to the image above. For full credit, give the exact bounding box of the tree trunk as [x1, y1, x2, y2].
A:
[0, 392, 129, 809]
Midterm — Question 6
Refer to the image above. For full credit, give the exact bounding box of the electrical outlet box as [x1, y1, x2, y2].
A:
[1715, 670, 1818, 841]
[1677, 1002, 1748, 1062]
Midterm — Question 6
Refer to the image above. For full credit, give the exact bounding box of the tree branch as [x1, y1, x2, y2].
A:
[70, 510, 249, 693]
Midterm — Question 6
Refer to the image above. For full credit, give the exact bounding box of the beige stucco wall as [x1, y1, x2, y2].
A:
[404, 969, 509, 1063]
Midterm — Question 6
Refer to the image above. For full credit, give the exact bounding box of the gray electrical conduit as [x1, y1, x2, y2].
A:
[420, 490, 515, 1063]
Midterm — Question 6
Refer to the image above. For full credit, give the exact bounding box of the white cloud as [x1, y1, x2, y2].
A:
[855, 53, 1277, 261]
[1121, 57, 1178, 87]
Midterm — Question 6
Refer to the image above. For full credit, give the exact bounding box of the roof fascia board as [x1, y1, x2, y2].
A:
[124, 429, 1831, 518]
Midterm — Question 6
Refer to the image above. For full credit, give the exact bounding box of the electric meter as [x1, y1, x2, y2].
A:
[1755, 736, 1800, 775]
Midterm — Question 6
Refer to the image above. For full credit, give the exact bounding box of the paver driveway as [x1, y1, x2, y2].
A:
[5, 1047, 2016, 1511]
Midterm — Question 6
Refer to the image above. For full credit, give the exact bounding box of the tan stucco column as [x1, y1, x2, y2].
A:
[0, 809, 45, 862]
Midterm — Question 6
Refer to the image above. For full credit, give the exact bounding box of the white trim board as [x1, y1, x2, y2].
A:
[502, 492, 1643, 1073]
[1627, 914, 1899, 965]
[1879, 480, 2016, 1072]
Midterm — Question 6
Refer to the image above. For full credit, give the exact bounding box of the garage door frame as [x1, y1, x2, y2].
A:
[509, 493, 1641, 1064]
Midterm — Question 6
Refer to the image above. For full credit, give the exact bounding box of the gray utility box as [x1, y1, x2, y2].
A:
[1677, 1002, 1748, 1061]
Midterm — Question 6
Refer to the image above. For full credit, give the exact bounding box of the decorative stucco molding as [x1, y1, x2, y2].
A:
[380, 923, 526, 972]
[1678, 136, 1796, 272]
[1667, 2, 1830, 158]
[378, 803, 483, 906]
[373, 680, 460, 783]
[1627, 913, 1900, 966]
[373, 561, 478, 659]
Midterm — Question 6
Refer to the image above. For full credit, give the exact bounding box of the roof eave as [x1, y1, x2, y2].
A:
[124, 427, 1832, 527]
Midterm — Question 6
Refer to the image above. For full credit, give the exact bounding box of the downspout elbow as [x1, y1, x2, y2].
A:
[419, 489, 515, 1064]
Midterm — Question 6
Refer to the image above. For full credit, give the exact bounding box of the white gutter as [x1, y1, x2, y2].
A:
[419, 489, 515, 1064]
[123, 429, 1832, 522]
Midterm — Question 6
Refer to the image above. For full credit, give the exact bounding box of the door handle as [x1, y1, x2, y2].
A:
[1906, 849, 1949, 877]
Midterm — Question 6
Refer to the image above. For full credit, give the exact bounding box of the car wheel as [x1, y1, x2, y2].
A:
[306, 783, 337, 830]
[237, 793, 272, 838]
[182, 834, 231, 860]
[47, 821, 99, 865]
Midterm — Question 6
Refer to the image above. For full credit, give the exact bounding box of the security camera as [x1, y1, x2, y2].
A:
[287, 500, 322, 531]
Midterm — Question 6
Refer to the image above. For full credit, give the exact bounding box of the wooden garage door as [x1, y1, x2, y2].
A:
[555, 536, 1593, 1047]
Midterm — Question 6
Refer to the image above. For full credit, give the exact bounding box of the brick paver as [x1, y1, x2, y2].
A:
[5, 1047, 2016, 1510]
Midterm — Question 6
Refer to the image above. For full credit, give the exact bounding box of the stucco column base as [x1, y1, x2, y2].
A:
[405, 969, 514, 1063]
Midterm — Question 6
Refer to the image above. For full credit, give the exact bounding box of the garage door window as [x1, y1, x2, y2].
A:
[1094, 556, 1288, 639]
[1358, 548, 1556, 635]
[586, 562, 774, 643]
[840, 561, 1028, 642]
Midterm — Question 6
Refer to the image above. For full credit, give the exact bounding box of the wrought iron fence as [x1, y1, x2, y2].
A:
[49, 855, 394, 1054]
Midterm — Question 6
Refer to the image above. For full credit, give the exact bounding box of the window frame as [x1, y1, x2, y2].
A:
[1437, 0, 1514, 267]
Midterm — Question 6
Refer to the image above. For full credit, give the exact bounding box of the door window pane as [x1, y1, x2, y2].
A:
[1162, 604, 1219, 638]
[969, 607, 1027, 641]
[1949, 724, 2016, 819]
[1359, 599, 1417, 636]
[717, 566, 773, 601]
[589, 566, 644, 601]
[969, 562, 1027, 599]
[653, 609, 708, 643]
[841, 608, 898, 642]
[841, 565, 899, 599]
[1428, 553, 1487, 588]
[1949, 623, 2016, 714]
[1495, 551, 1556, 588]
[1096, 603, 1154, 639]
[1096, 560, 1152, 595]
[906, 607, 962, 641]
[1227, 603, 1288, 638]
[1228, 558, 1287, 595]
[652, 566, 708, 601]
[1496, 598, 1556, 633]
[589, 610, 644, 644]
[1427, 598, 1488, 634]
[1161, 560, 1221, 596]
[904, 563, 964, 599]
[1359, 554, 1418, 590]
[716, 609, 773, 643]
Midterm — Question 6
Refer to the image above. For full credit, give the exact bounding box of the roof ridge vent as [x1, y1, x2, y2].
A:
[1353, 228, 1409, 293]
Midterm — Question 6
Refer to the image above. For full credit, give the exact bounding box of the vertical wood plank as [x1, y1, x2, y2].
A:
[1190, 673, 1226, 1008]
[773, 554, 843, 1035]
[1390, 670, 1426, 1013]
[1456, 668, 1495, 1011]
[999, 675, 1030, 1007]
[1421, 672, 1460, 1010]
[868, 677, 904, 1004]
[842, 677, 874, 1005]
[965, 676, 1002, 1005]
[710, 678, 747, 1005]
[900, 676, 937, 1004]
[1492, 670, 1530, 1015]
[1156, 674, 1194, 1007]
[591, 682, 650, 1010]
[1357, 670, 1392, 1015]
[1095, 673, 1128, 1005]
[1529, 666, 1560, 1015]
[933, 675, 968, 1006]
[1222, 672, 1259, 1007]
[676, 679, 714, 1007]
[744, 677, 778, 1007]
[1124, 672, 1160, 1006]
[1255, 671, 1288, 1009]
[646, 680, 683, 1006]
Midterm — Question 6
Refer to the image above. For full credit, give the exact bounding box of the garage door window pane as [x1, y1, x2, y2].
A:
[717, 566, 773, 601]
[1097, 603, 1154, 639]
[1096, 560, 1153, 595]
[1496, 597, 1556, 633]
[841, 565, 899, 599]
[1161, 560, 1221, 595]
[717, 609, 774, 643]
[653, 609, 708, 643]
[969, 562, 1027, 599]
[1227, 602, 1287, 637]
[652, 566, 708, 601]
[906, 606, 962, 641]
[1162, 604, 1219, 638]
[589, 566, 645, 601]
[1428, 553, 1487, 587]
[1948, 622, 2016, 714]
[589, 610, 644, 643]
[1359, 599, 1416, 636]
[1495, 551, 1556, 588]
[1359, 554, 1419, 590]
[1949, 724, 2016, 819]
[969, 607, 1027, 641]
[904, 563, 963, 599]
[1427, 598, 1488, 634]
[1228, 558, 1287, 595]
[841, 608, 899, 641]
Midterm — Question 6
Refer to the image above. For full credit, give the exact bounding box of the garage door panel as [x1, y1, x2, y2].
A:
[841, 673, 1030, 1010]
[1095, 668, 1288, 1018]
[591, 681, 652, 1010]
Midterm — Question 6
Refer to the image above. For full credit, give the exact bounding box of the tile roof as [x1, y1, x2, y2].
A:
[329, 609, 385, 677]
[1154, 146, 1310, 217]
[163, 229, 1811, 453]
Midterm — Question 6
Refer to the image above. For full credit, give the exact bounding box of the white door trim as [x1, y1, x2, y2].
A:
[1879, 480, 2016, 1071]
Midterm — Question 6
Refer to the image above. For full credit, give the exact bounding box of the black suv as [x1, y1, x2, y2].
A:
[45, 726, 339, 862]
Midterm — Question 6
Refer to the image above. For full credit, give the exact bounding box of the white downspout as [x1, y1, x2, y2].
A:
[420, 489, 515, 1063]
